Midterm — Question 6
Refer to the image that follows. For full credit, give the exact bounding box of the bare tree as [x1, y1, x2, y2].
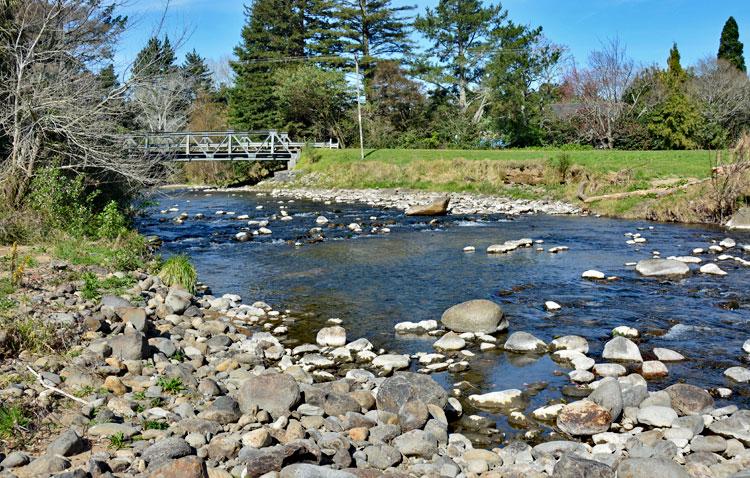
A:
[569, 38, 637, 148]
[132, 72, 194, 132]
[0, 0, 166, 208]
[691, 57, 750, 143]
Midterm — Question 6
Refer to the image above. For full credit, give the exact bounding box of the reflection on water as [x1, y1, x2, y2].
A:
[138, 189, 750, 437]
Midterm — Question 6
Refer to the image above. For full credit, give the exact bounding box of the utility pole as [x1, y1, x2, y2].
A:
[354, 54, 364, 161]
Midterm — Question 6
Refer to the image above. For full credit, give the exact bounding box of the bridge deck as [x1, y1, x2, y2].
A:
[127, 130, 338, 167]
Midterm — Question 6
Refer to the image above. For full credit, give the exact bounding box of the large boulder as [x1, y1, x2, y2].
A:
[376, 372, 448, 427]
[503, 331, 547, 353]
[635, 259, 690, 277]
[616, 458, 690, 478]
[142, 437, 193, 467]
[441, 299, 507, 334]
[556, 400, 612, 436]
[238, 372, 300, 418]
[726, 207, 750, 230]
[108, 331, 150, 360]
[664, 383, 714, 416]
[588, 377, 623, 421]
[405, 198, 450, 216]
[165, 287, 193, 314]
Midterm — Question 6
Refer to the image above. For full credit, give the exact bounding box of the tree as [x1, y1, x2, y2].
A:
[274, 65, 353, 145]
[718, 16, 746, 73]
[647, 44, 703, 149]
[338, 0, 414, 75]
[485, 23, 563, 146]
[414, 0, 508, 113]
[134, 36, 178, 77]
[0, 0, 164, 207]
[132, 73, 195, 132]
[229, 0, 304, 130]
[183, 49, 214, 98]
[98, 64, 119, 91]
[566, 38, 637, 148]
[295, 0, 344, 58]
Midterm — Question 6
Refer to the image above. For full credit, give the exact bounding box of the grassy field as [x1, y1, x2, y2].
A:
[292, 148, 726, 223]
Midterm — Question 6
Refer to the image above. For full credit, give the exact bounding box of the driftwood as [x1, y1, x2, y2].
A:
[27, 366, 91, 406]
[580, 178, 709, 204]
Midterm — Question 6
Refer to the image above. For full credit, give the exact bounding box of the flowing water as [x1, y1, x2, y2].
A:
[138, 188, 750, 438]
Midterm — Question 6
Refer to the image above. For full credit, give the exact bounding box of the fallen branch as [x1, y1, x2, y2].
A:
[27, 366, 91, 406]
[582, 179, 709, 204]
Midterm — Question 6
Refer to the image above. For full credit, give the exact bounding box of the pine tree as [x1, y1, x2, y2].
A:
[296, 0, 344, 58]
[229, 0, 303, 130]
[133, 36, 179, 77]
[338, 0, 414, 74]
[98, 64, 119, 90]
[183, 50, 214, 96]
[160, 37, 178, 73]
[718, 16, 746, 72]
[414, 0, 509, 113]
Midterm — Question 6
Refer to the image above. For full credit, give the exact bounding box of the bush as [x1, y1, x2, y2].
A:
[158, 255, 197, 293]
[548, 153, 573, 183]
[27, 167, 95, 237]
[96, 201, 128, 240]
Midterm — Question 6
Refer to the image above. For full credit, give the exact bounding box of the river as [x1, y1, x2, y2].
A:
[137, 188, 750, 440]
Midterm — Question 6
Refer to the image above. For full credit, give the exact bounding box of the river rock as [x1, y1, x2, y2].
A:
[588, 377, 623, 421]
[150, 456, 208, 478]
[638, 406, 678, 427]
[581, 270, 605, 279]
[726, 207, 750, 230]
[280, 464, 356, 478]
[376, 372, 448, 419]
[551, 335, 589, 354]
[556, 400, 612, 435]
[653, 348, 685, 361]
[503, 331, 547, 353]
[433, 331, 466, 351]
[371, 354, 410, 371]
[700, 263, 727, 275]
[47, 429, 85, 457]
[165, 287, 193, 314]
[708, 410, 750, 444]
[635, 259, 690, 277]
[615, 457, 690, 478]
[405, 197, 450, 216]
[665, 383, 714, 415]
[316, 326, 346, 347]
[238, 372, 300, 418]
[109, 330, 150, 360]
[553, 452, 614, 478]
[392, 430, 438, 457]
[602, 336, 643, 362]
[725, 366, 750, 383]
[199, 396, 242, 424]
[441, 299, 506, 334]
[394, 320, 438, 334]
[364, 444, 402, 470]
[468, 389, 523, 409]
[142, 437, 193, 467]
[641, 360, 669, 378]
[544, 300, 561, 311]
[20, 455, 71, 476]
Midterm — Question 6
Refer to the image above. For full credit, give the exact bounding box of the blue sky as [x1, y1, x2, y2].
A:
[116, 0, 750, 76]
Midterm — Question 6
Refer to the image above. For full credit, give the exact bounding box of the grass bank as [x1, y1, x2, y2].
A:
[294, 148, 734, 223]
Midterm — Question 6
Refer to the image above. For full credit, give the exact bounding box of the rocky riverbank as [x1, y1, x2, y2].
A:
[230, 184, 581, 217]
[2, 250, 750, 478]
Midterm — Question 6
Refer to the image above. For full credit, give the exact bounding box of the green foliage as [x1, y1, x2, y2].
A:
[134, 36, 178, 77]
[718, 16, 746, 72]
[0, 316, 59, 356]
[0, 405, 30, 439]
[97, 201, 129, 240]
[79, 272, 136, 302]
[158, 255, 197, 293]
[107, 432, 127, 450]
[143, 420, 168, 430]
[81, 272, 101, 301]
[27, 167, 95, 237]
[548, 153, 572, 183]
[183, 49, 215, 97]
[54, 233, 147, 272]
[156, 377, 185, 394]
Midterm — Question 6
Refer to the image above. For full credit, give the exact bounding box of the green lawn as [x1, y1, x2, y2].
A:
[306, 148, 716, 180]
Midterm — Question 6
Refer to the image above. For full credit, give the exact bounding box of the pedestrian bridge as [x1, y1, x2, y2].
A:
[126, 130, 338, 168]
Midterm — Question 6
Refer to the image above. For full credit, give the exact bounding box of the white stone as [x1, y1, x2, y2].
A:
[725, 366, 750, 383]
[394, 320, 438, 334]
[315, 216, 329, 225]
[582, 270, 605, 280]
[468, 389, 523, 408]
[532, 404, 565, 420]
[612, 326, 639, 338]
[743, 339, 750, 354]
[637, 406, 677, 427]
[667, 256, 702, 264]
[641, 360, 668, 378]
[700, 263, 727, 276]
[433, 332, 466, 351]
[593, 363, 627, 377]
[653, 348, 685, 361]
[545, 301, 561, 311]
[720, 238, 736, 248]
[463, 246, 476, 253]
[372, 354, 409, 370]
[316, 326, 347, 347]
[569, 370, 595, 383]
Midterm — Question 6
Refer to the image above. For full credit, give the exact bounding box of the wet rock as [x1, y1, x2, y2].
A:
[602, 336, 643, 362]
[725, 366, 750, 383]
[544, 300, 561, 311]
[582, 270, 605, 279]
[665, 384, 714, 415]
[653, 348, 685, 361]
[371, 354, 409, 371]
[556, 400, 612, 436]
[150, 456, 208, 478]
[635, 259, 690, 277]
[553, 452, 614, 478]
[376, 372, 447, 420]
[47, 429, 86, 457]
[238, 372, 300, 418]
[615, 457, 689, 478]
[550, 335, 589, 354]
[700, 263, 727, 275]
[394, 320, 438, 334]
[142, 437, 193, 467]
[588, 377, 623, 421]
[619, 374, 649, 408]
[641, 360, 669, 378]
[405, 197, 450, 216]
[441, 299, 507, 334]
[503, 331, 547, 353]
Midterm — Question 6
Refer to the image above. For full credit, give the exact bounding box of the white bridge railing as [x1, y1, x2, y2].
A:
[126, 130, 338, 167]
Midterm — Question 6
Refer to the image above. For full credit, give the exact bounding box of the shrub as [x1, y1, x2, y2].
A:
[27, 167, 95, 237]
[96, 201, 129, 240]
[158, 255, 197, 293]
[0, 316, 61, 356]
[548, 153, 573, 183]
[0, 405, 30, 439]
